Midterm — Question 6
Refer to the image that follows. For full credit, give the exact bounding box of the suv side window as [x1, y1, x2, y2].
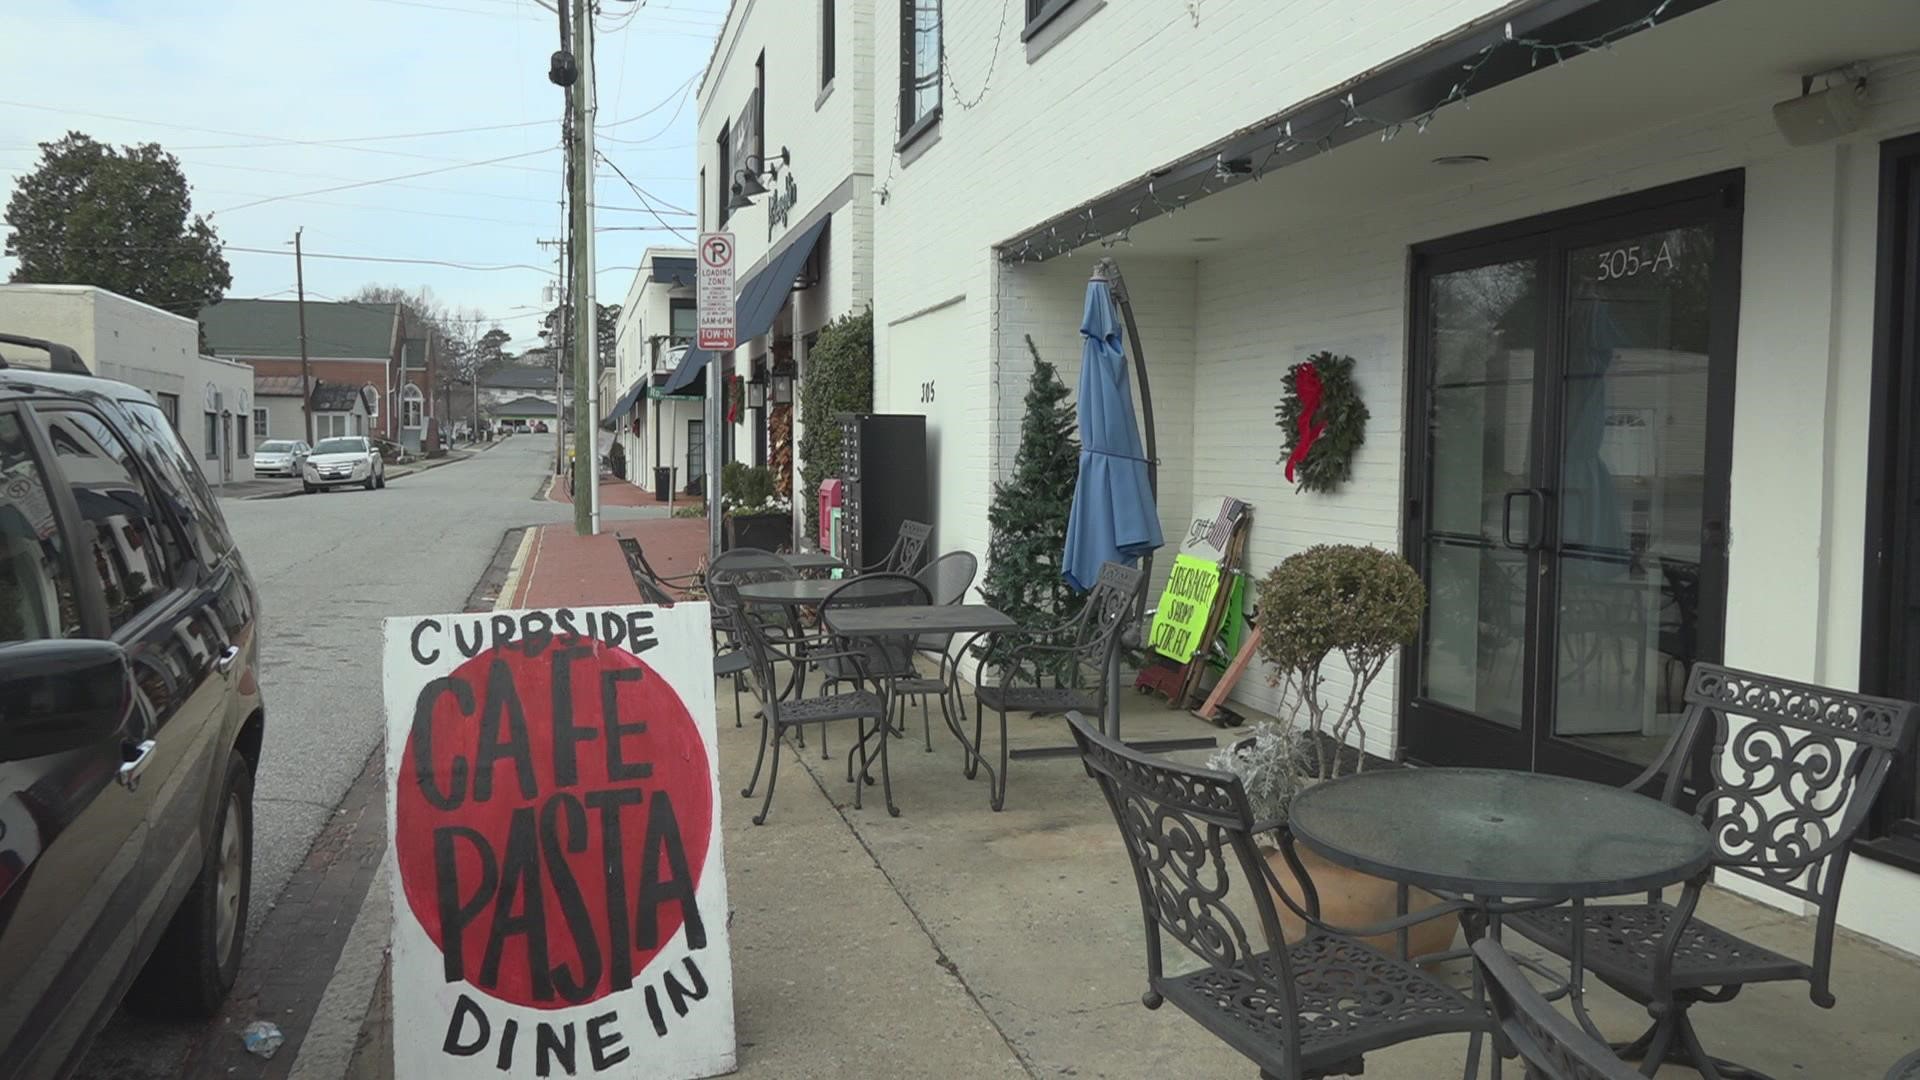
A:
[0, 411, 79, 640]
[122, 399, 235, 568]
[38, 407, 176, 632]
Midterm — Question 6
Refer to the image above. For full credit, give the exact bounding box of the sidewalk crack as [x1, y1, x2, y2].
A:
[794, 749, 1040, 1079]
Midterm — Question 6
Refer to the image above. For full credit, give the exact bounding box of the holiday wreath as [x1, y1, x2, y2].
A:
[1275, 351, 1368, 494]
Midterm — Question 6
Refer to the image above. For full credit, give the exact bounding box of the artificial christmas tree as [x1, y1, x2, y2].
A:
[979, 336, 1082, 674]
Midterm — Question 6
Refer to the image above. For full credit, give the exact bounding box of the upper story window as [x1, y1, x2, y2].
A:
[670, 299, 696, 345]
[899, 0, 941, 142]
[821, 0, 835, 87]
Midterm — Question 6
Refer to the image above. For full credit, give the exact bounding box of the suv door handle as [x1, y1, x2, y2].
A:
[118, 740, 157, 793]
[216, 645, 241, 674]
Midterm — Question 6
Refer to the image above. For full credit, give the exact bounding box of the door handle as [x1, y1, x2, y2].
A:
[1502, 489, 1545, 550]
[216, 645, 241, 674]
[118, 740, 157, 793]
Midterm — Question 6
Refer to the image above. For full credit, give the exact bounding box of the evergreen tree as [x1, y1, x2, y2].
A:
[979, 336, 1082, 670]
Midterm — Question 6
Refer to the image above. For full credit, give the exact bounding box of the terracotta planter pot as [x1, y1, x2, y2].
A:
[1263, 844, 1458, 962]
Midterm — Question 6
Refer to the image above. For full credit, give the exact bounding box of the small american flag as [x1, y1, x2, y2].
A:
[1206, 497, 1248, 552]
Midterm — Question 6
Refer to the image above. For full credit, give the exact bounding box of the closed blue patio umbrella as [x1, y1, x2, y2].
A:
[1062, 266, 1164, 592]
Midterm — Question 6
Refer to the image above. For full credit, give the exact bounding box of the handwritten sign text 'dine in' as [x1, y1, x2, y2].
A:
[383, 604, 735, 1080]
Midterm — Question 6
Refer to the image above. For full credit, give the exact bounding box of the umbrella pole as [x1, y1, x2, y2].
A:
[1096, 257, 1214, 756]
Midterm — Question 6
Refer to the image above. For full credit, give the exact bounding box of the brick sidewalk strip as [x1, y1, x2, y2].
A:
[505, 515, 708, 608]
[546, 474, 662, 506]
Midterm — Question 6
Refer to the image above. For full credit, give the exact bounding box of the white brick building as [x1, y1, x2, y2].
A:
[607, 247, 702, 495]
[685, 0, 879, 518]
[843, 0, 1920, 955]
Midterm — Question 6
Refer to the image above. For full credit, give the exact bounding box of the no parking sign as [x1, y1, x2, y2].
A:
[382, 603, 735, 1079]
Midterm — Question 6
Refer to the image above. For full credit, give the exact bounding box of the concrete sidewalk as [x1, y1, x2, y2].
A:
[336, 530, 1920, 1078]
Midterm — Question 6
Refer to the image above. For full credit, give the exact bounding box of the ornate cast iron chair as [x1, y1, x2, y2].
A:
[862, 519, 932, 575]
[707, 548, 799, 730]
[1507, 664, 1915, 1079]
[1472, 939, 1642, 1080]
[967, 562, 1142, 811]
[735, 591, 895, 824]
[888, 550, 980, 752]
[1071, 713, 1485, 1079]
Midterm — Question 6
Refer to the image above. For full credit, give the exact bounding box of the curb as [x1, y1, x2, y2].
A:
[493, 527, 538, 611]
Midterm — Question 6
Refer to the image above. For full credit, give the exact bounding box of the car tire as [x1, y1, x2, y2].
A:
[365, 472, 377, 491]
[302, 481, 317, 494]
[376, 470, 386, 489]
[125, 752, 253, 1020]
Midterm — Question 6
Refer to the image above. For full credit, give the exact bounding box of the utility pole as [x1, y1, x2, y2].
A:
[538, 237, 566, 476]
[568, 0, 599, 536]
[294, 228, 313, 445]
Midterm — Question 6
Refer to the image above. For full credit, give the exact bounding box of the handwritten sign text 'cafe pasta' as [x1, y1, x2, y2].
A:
[382, 604, 735, 1080]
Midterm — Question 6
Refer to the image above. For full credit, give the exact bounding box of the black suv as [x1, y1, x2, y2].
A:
[0, 335, 260, 1078]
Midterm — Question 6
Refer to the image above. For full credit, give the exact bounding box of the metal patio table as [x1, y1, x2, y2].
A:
[736, 578, 842, 609]
[825, 604, 1019, 796]
[783, 551, 846, 577]
[1287, 767, 1712, 1078]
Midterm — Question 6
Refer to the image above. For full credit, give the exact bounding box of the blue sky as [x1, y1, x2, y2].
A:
[0, 0, 722, 349]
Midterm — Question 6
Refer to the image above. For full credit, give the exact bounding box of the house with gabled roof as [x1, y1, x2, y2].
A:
[201, 298, 438, 452]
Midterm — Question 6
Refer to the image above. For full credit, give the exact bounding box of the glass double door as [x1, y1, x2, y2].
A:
[1403, 179, 1740, 785]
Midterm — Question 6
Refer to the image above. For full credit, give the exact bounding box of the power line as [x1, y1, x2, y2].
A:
[210, 147, 558, 214]
[226, 245, 557, 274]
[596, 153, 694, 242]
[0, 100, 562, 178]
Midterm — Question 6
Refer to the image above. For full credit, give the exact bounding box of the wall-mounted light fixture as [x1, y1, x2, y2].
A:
[728, 146, 792, 212]
[770, 371, 794, 405]
[746, 376, 768, 409]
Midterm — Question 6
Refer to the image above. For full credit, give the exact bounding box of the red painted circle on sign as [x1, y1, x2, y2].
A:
[395, 637, 712, 1010]
[701, 235, 731, 267]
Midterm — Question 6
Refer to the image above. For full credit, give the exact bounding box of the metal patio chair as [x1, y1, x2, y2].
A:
[735, 595, 894, 823]
[965, 561, 1140, 811]
[1889, 1047, 1920, 1080]
[816, 573, 931, 776]
[1507, 663, 1916, 1079]
[861, 519, 931, 575]
[879, 550, 979, 752]
[614, 533, 704, 599]
[707, 548, 797, 729]
[1071, 713, 1486, 1079]
[1471, 939, 1642, 1080]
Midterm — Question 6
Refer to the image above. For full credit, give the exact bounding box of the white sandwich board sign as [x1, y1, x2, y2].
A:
[383, 603, 735, 1079]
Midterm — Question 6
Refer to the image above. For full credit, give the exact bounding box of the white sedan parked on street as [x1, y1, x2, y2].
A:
[301, 435, 386, 493]
[252, 438, 309, 476]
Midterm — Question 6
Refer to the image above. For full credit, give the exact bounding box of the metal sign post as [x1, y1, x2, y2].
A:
[698, 233, 736, 560]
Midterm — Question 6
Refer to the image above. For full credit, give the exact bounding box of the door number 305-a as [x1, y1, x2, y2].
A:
[1595, 240, 1677, 281]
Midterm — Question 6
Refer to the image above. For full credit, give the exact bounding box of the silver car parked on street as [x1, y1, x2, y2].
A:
[300, 436, 386, 493]
[251, 438, 309, 476]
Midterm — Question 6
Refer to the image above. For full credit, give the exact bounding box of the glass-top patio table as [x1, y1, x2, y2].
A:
[1287, 767, 1712, 1078]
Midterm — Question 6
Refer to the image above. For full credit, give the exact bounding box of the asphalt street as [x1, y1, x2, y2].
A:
[76, 436, 666, 1078]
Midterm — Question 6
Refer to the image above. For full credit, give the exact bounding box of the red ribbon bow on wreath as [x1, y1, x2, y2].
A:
[1284, 361, 1328, 484]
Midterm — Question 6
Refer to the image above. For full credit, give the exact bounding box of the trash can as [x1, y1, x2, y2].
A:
[654, 466, 672, 502]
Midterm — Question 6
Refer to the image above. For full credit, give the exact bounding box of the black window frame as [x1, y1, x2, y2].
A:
[203, 411, 219, 461]
[898, 0, 942, 146]
[821, 0, 836, 88]
[669, 298, 697, 345]
[37, 403, 185, 636]
[0, 403, 85, 641]
[1858, 131, 1920, 872]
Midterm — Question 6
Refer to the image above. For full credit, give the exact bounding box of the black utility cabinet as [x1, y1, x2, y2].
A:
[838, 413, 929, 571]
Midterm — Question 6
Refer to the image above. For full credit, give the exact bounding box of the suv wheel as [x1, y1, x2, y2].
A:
[125, 753, 253, 1019]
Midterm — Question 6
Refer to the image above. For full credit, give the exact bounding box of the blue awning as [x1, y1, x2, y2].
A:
[661, 344, 712, 397]
[659, 216, 830, 396]
[599, 375, 648, 430]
